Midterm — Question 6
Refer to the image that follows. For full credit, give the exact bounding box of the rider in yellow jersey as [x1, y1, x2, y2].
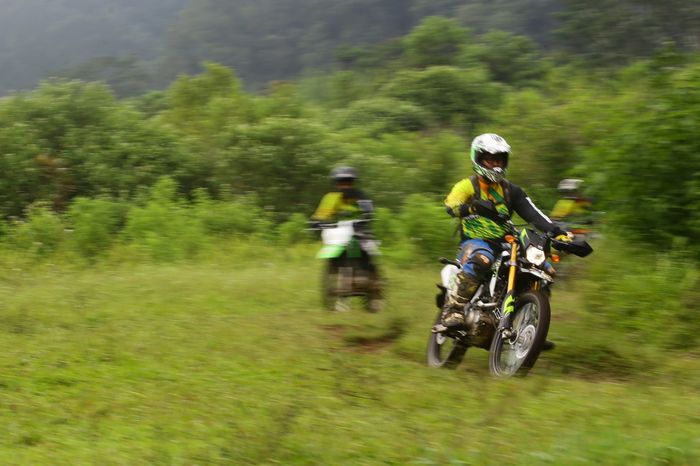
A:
[310, 167, 382, 307]
[311, 166, 372, 222]
[443, 133, 571, 330]
[550, 178, 595, 233]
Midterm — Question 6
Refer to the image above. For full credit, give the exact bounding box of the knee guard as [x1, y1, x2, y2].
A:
[466, 248, 494, 276]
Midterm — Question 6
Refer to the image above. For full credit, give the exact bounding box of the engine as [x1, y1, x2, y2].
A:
[463, 307, 497, 349]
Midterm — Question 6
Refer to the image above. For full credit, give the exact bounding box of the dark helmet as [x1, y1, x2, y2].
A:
[330, 166, 358, 183]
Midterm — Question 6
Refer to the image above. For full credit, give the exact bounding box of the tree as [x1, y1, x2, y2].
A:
[582, 60, 700, 253]
[459, 31, 546, 86]
[555, 0, 660, 65]
[0, 80, 185, 216]
[403, 16, 471, 68]
[382, 66, 498, 128]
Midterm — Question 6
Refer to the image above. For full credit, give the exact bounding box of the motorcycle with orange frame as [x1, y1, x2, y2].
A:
[427, 204, 592, 377]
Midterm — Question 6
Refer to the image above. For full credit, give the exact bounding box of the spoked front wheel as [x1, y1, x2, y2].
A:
[426, 308, 467, 369]
[488, 291, 550, 377]
[321, 260, 353, 311]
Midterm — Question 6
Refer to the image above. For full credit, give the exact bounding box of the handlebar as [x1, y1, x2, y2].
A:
[306, 218, 373, 231]
[465, 206, 593, 257]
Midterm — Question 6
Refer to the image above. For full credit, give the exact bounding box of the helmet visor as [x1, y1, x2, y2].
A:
[477, 151, 509, 168]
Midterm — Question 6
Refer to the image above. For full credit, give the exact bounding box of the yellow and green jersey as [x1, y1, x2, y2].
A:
[312, 189, 368, 221]
[445, 177, 511, 239]
[445, 176, 556, 240]
[550, 198, 592, 220]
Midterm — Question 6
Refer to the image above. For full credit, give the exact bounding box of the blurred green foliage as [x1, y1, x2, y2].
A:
[67, 196, 126, 259]
[0, 7, 698, 462]
[0, 15, 697, 351]
[402, 16, 470, 68]
[584, 236, 700, 349]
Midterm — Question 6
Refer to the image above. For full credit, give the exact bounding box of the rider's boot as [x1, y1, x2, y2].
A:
[442, 272, 480, 327]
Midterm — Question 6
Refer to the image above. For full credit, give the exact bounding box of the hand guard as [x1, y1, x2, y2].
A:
[550, 226, 573, 242]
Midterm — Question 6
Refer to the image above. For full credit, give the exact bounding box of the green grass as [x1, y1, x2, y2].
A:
[0, 246, 698, 465]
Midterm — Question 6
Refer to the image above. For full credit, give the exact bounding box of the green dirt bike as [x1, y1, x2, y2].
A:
[310, 219, 384, 312]
[426, 207, 592, 377]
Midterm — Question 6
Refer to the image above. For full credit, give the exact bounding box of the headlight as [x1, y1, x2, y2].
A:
[526, 245, 546, 265]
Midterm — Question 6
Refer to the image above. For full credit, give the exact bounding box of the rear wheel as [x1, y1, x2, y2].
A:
[426, 307, 467, 369]
[488, 290, 550, 377]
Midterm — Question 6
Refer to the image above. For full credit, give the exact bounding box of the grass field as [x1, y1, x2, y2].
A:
[0, 245, 698, 465]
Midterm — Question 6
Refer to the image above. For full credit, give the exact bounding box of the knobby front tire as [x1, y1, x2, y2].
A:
[488, 290, 551, 377]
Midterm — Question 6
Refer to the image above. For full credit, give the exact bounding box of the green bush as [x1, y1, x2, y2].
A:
[192, 189, 273, 238]
[0, 80, 186, 217]
[67, 197, 126, 259]
[277, 212, 312, 245]
[382, 65, 498, 128]
[7, 203, 65, 256]
[399, 193, 457, 262]
[122, 178, 206, 261]
[372, 207, 419, 265]
[584, 236, 700, 349]
[334, 98, 430, 135]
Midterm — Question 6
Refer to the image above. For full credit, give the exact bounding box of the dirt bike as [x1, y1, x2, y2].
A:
[309, 218, 384, 312]
[426, 207, 592, 377]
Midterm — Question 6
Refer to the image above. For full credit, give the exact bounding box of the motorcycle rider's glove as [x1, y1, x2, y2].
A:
[550, 225, 573, 242]
[555, 233, 573, 242]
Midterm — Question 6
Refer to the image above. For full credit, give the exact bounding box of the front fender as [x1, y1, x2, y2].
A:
[317, 245, 346, 259]
[519, 267, 553, 282]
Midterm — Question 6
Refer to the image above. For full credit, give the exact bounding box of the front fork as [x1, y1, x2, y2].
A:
[499, 236, 519, 335]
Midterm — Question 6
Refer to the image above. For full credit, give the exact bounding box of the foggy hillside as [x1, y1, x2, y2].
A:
[0, 0, 697, 96]
[0, 0, 188, 94]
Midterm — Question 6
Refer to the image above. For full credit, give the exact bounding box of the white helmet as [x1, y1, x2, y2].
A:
[470, 133, 511, 183]
[558, 178, 583, 192]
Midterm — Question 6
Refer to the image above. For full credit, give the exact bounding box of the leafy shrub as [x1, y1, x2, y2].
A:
[277, 213, 312, 245]
[582, 61, 700, 257]
[403, 16, 470, 68]
[584, 236, 700, 349]
[67, 196, 126, 259]
[399, 193, 457, 262]
[372, 207, 419, 265]
[122, 177, 205, 261]
[334, 98, 430, 135]
[192, 189, 273, 238]
[8, 203, 65, 255]
[223, 117, 340, 217]
[382, 65, 497, 128]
